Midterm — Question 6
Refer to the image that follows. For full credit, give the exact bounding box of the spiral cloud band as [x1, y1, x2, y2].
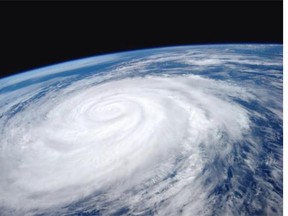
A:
[0, 45, 282, 215]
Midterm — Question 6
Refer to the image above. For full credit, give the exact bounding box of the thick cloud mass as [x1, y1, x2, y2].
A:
[0, 45, 282, 216]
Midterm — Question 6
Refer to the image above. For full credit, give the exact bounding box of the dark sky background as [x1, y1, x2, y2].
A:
[0, 1, 283, 79]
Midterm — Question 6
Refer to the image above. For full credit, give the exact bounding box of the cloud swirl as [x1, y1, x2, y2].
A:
[0, 45, 282, 216]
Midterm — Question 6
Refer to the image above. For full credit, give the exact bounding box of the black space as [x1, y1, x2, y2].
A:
[0, 1, 283, 79]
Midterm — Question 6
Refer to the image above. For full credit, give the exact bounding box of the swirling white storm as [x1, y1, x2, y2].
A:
[0, 45, 282, 216]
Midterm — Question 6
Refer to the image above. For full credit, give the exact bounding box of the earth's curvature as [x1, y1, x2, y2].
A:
[0, 45, 283, 216]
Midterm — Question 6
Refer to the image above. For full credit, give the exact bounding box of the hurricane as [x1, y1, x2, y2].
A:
[0, 45, 283, 216]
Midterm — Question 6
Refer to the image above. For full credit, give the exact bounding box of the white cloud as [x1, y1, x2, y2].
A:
[0, 45, 282, 215]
